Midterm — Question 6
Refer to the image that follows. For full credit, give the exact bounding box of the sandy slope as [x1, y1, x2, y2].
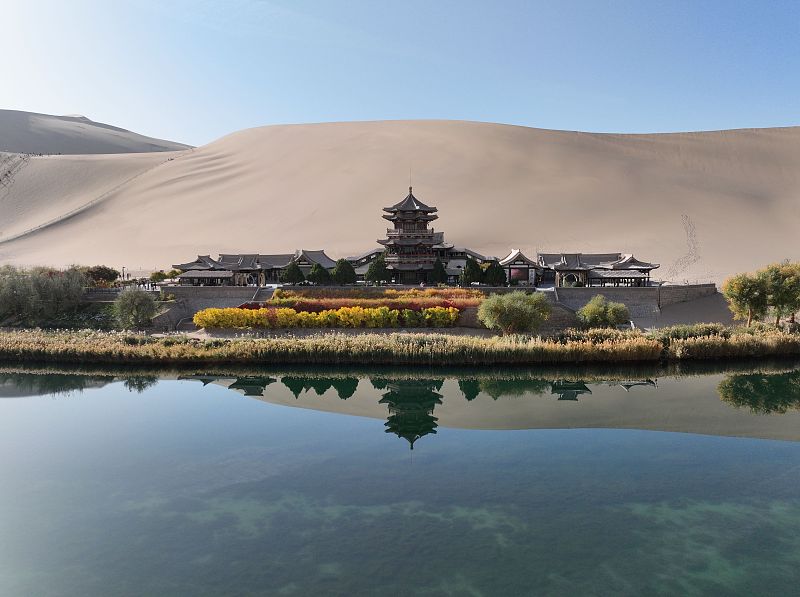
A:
[0, 110, 190, 154]
[0, 120, 798, 280]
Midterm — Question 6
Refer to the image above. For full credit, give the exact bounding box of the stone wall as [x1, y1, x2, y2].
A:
[554, 283, 717, 317]
[163, 286, 259, 301]
[657, 284, 718, 306]
[152, 287, 265, 331]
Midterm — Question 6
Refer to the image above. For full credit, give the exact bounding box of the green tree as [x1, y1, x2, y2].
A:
[429, 258, 448, 285]
[760, 262, 800, 326]
[85, 265, 119, 287]
[332, 259, 357, 285]
[0, 266, 85, 325]
[114, 289, 157, 329]
[477, 291, 551, 335]
[306, 263, 332, 285]
[576, 295, 630, 329]
[149, 270, 168, 283]
[483, 261, 507, 286]
[280, 261, 305, 285]
[166, 269, 182, 279]
[365, 254, 389, 285]
[460, 257, 483, 286]
[722, 272, 769, 326]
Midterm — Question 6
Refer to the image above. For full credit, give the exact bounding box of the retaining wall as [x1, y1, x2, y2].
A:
[554, 283, 717, 315]
[164, 286, 259, 301]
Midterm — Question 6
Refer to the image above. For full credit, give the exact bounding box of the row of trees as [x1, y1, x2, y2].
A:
[459, 257, 508, 286]
[279, 259, 359, 285]
[0, 266, 86, 325]
[722, 262, 800, 326]
[279, 254, 511, 287]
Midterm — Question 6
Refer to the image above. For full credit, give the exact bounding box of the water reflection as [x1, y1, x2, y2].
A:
[378, 379, 443, 449]
[719, 370, 800, 414]
[3, 364, 800, 444]
[282, 376, 360, 399]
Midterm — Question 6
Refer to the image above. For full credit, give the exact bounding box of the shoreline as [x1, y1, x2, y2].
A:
[1, 328, 799, 368]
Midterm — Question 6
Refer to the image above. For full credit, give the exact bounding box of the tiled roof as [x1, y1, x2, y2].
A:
[172, 255, 224, 271]
[257, 254, 295, 268]
[178, 270, 233, 279]
[383, 187, 437, 213]
[345, 248, 384, 262]
[295, 249, 336, 269]
[538, 253, 658, 271]
[499, 249, 539, 267]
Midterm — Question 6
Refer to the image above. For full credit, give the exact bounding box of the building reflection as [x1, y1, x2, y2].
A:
[550, 380, 592, 401]
[377, 379, 444, 450]
[179, 372, 665, 448]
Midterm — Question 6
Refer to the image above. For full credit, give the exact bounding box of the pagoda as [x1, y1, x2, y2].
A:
[377, 187, 451, 284]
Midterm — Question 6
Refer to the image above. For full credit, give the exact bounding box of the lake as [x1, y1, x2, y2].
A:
[1, 363, 799, 596]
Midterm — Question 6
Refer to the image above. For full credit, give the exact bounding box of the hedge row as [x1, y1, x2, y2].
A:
[273, 288, 483, 300]
[193, 306, 460, 329]
[267, 297, 477, 312]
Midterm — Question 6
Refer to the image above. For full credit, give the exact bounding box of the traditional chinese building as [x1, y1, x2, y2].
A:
[376, 187, 450, 284]
[170, 188, 660, 288]
[537, 253, 659, 287]
[172, 249, 335, 286]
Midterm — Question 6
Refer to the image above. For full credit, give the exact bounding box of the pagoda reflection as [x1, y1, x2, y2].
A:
[377, 379, 444, 449]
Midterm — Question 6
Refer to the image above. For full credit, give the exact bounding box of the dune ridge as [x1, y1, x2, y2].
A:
[0, 109, 191, 154]
[0, 119, 798, 280]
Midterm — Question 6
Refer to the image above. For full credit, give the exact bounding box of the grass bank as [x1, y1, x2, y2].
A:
[0, 329, 661, 366]
[0, 325, 798, 367]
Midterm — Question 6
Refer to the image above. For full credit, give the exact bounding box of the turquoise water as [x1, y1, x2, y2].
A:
[1, 366, 799, 596]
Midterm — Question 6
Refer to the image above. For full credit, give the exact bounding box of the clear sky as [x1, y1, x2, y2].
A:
[4, 0, 799, 146]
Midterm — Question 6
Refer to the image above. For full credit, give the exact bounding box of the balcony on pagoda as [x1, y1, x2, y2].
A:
[385, 227, 436, 238]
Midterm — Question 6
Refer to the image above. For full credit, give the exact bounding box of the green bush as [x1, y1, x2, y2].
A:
[645, 323, 730, 347]
[483, 261, 507, 286]
[429, 258, 448, 285]
[477, 291, 551, 335]
[577, 295, 630, 329]
[306, 263, 332, 285]
[85, 265, 119, 287]
[332, 259, 357, 285]
[460, 257, 483, 286]
[280, 262, 305, 284]
[114, 289, 157, 330]
[365, 254, 389, 285]
[551, 328, 637, 344]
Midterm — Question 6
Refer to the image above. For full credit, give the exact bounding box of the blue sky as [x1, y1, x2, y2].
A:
[4, 0, 799, 145]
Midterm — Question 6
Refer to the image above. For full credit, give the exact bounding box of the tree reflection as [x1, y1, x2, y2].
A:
[282, 376, 358, 399]
[123, 376, 159, 394]
[0, 372, 110, 396]
[719, 370, 800, 414]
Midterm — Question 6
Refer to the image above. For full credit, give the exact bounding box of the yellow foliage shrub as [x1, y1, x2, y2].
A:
[192, 306, 460, 329]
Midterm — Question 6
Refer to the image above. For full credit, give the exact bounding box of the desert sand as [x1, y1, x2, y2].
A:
[0, 109, 191, 154]
[0, 119, 798, 281]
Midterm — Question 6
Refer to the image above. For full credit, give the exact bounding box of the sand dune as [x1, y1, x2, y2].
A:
[0, 110, 190, 154]
[0, 120, 798, 280]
